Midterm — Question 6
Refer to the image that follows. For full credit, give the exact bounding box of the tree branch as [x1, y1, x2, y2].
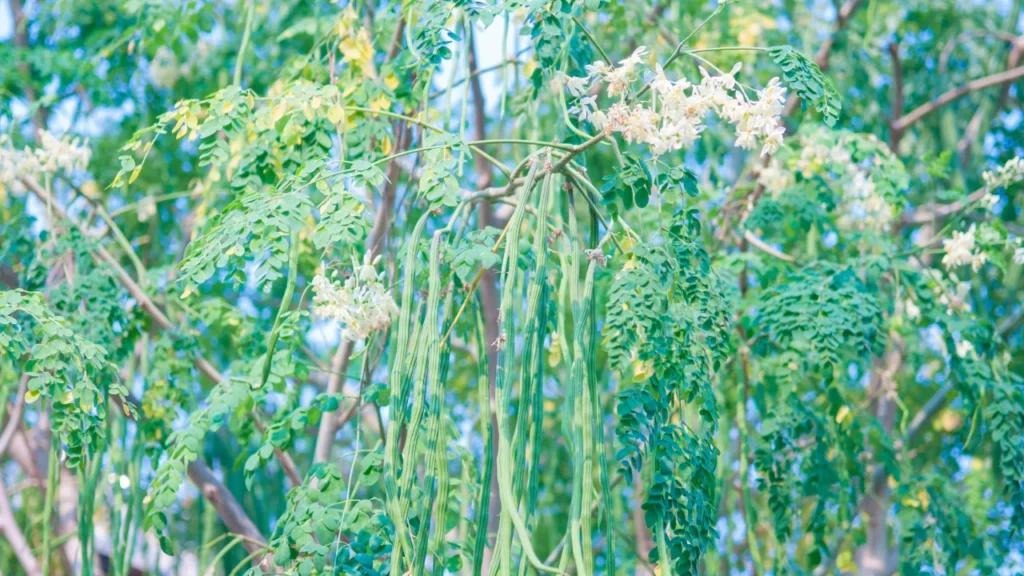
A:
[888, 41, 905, 150]
[0, 479, 42, 576]
[467, 26, 503, 575]
[0, 373, 30, 457]
[957, 36, 1024, 164]
[891, 64, 1024, 133]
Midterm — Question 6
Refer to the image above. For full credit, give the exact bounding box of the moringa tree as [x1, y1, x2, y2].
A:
[1, 0, 1023, 575]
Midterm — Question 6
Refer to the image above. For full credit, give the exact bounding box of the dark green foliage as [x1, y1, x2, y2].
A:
[768, 45, 842, 127]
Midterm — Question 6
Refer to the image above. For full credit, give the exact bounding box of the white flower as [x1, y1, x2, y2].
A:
[564, 75, 589, 97]
[584, 60, 610, 79]
[605, 66, 634, 98]
[35, 130, 91, 174]
[0, 130, 90, 188]
[581, 54, 785, 157]
[982, 157, 1024, 189]
[651, 65, 674, 95]
[904, 299, 921, 321]
[311, 260, 398, 341]
[757, 77, 786, 109]
[760, 125, 785, 157]
[570, 95, 598, 123]
[119, 475, 131, 490]
[618, 46, 648, 70]
[1014, 246, 1024, 266]
[942, 225, 986, 271]
[955, 339, 975, 359]
[735, 127, 758, 150]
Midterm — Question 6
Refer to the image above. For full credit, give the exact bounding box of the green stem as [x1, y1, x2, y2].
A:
[686, 46, 768, 54]
[259, 229, 300, 390]
[572, 16, 611, 64]
[233, 0, 257, 86]
[40, 435, 59, 576]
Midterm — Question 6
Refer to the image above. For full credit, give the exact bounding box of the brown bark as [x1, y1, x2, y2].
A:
[855, 337, 904, 576]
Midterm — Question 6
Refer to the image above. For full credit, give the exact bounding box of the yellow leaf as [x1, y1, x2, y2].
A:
[384, 72, 400, 91]
[128, 166, 143, 185]
[632, 359, 654, 381]
[25, 389, 40, 404]
[369, 94, 391, 112]
[836, 551, 856, 572]
[835, 405, 850, 424]
[271, 101, 288, 123]
[221, 100, 234, 114]
[381, 135, 392, 155]
[522, 59, 537, 79]
[327, 104, 345, 124]
[61, 391, 74, 404]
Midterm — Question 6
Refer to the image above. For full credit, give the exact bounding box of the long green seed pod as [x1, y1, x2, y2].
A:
[428, 283, 457, 576]
[564, 190, 599, 576]
[471, 301, 496, 576]
[490, 158, 561, 576]
[587, 209, 615, 575]
[385, 212, 431, 576]
[396, 231, 446, 572]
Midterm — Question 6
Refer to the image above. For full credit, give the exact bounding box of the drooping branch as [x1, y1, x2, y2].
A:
[21, 177, 269, 554]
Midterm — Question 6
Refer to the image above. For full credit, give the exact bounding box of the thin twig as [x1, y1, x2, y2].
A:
[0, 373, 30, 456]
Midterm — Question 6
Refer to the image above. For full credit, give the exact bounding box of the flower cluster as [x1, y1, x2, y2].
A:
[567, 47, 786, 157]
[981, 156, 1024, 189]
[311, 258, 398, 342]
[791, 131, 894, 230]
[941, 225, 987, 272]
[755, 159, 791, 195]
[37, 130, 93, 173]
[0, 131, 92, 188]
